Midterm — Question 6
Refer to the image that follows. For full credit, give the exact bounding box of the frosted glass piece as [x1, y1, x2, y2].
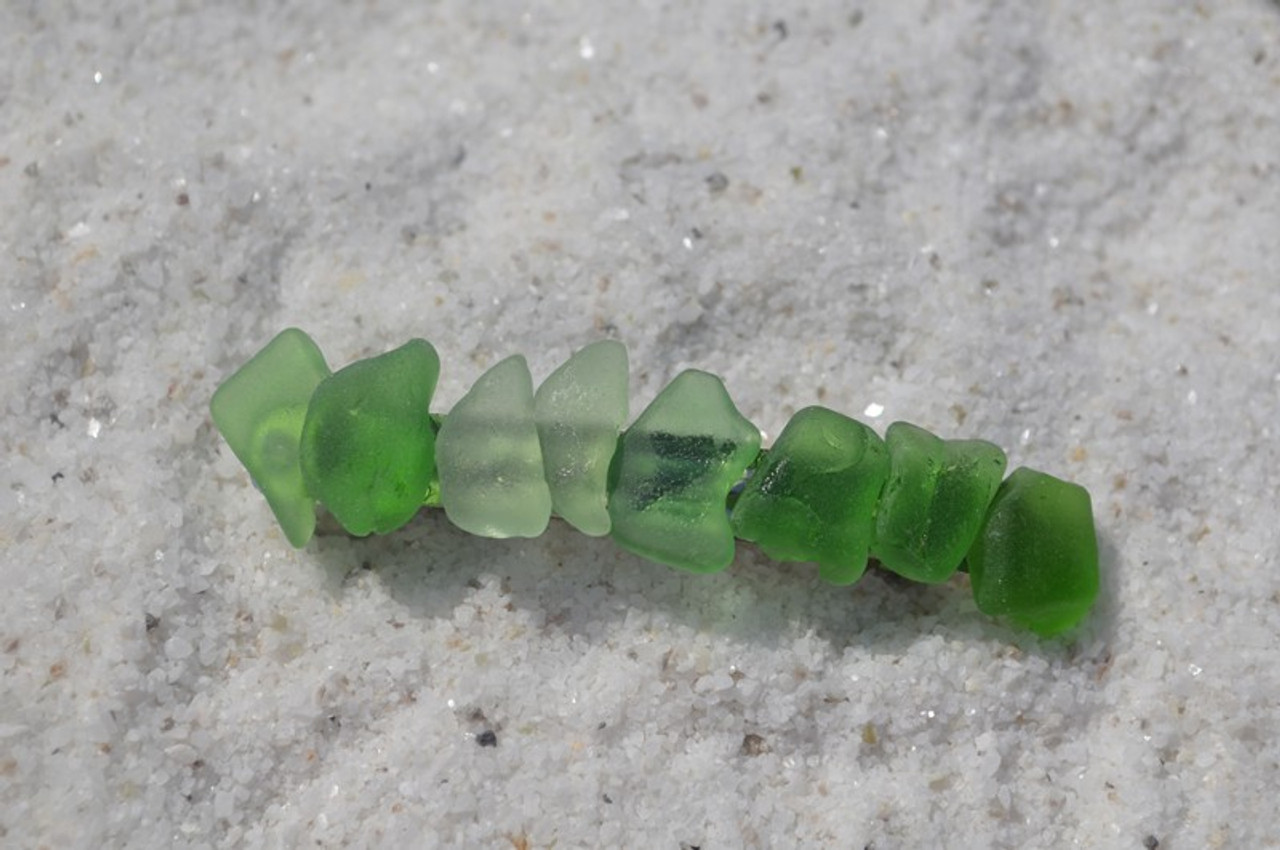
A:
[299, 339, 440, 538]
[967, 467, 1099, 637]
[437, 355, 552, 538]
[871, 421, 1006, 583]
[534, 340, 629, 536]
[607, 369, 761, 573]
[210, 328, 330, 547]
[731, 405, 889, 586]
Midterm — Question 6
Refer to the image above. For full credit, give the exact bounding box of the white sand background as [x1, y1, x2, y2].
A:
[2, 1, 1278, 847]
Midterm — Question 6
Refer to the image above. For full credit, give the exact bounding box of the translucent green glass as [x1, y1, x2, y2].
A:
[210, 328, 331, 547]
[871, 422, 1007, 583]
[299, 339, 440, 537]
[436, 355, 553, 538]
[966, 466, 1100, 636]
[730, 406, 889, 585]
[608, 370, 761, 573]
[534, 340, 629, 536]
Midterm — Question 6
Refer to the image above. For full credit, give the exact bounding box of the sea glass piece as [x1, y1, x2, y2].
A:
[210, 328, 331, 547]
[299, 339, 440, 537]
[534, 340, 629, 536]
[966, 466, 1100, 636]
[436, 355, 552, 538]
[871, 422, 1007, 583]
[730, 406, 889, 585]
[607, 369, 761, 573]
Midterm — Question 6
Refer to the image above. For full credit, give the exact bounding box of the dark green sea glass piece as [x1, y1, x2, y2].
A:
[299, 339, 440, 537]
[966, 466, 1100, 636]
[871, 422, 1007, 583]
[210, 328, 331, 547]
[730, 406, 889, 585]
[608, 370, 761, 573]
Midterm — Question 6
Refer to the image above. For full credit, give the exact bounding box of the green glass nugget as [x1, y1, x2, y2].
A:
[608, 370, 761, 573]
[965, 467, 1100, 636]
[436, 355, 553, 538]
[731, 406, 890, 585]
[871, 422, 1007, 583]
[534, 340, 630, 536]
[210, 328, 331, 546]
[299, 339, 440, 537]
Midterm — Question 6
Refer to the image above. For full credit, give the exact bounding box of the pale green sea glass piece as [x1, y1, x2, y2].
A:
[871, 422, 1007, 583]
[534, 340, 629, 536]
[299, 339, 440, 537]
[210, 328, 331, 547]
[607, 369, 761, 573]
[436, 355, 553, 538]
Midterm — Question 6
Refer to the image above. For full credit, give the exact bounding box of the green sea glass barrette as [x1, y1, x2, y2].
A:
[210, 329, 1100, 637]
